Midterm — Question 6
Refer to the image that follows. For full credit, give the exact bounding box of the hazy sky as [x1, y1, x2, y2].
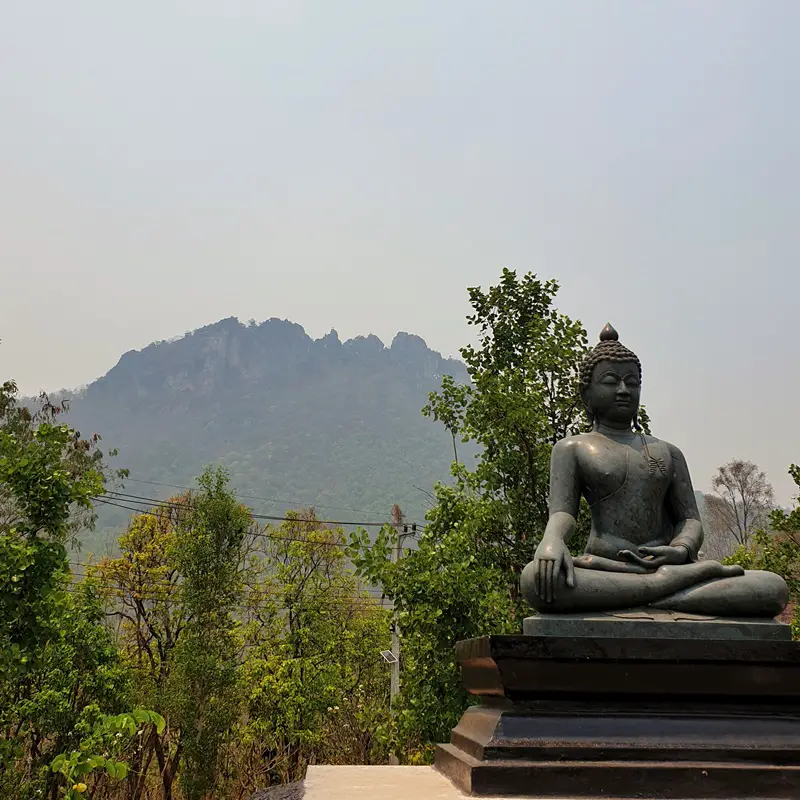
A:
[1, 1, 799, 501]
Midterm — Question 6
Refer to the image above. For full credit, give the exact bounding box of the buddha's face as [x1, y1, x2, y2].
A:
[585, 359, 640, 427]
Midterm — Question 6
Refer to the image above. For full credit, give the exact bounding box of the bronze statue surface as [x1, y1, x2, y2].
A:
[520, 324, 788, 618]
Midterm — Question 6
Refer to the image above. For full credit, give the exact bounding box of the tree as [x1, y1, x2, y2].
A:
[726, 464, 800, 638]
[171, 467, 251, 800]
[90, 471, 254, 800]
[49, 709, 165, 800]
[709, 459, 775, 548]
[90, 500, 189, 800]
[350, 516, 517, 761]
[0, 381, 129, 799]
[422, 269, 591, 577]
[700, 494, 741, 560]
[239, 511, 391, 791]
[352, 269, 592, 760]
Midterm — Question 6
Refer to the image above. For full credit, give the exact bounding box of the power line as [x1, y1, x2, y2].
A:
[100, 491, 421, 530]
[120, 476, 401, 519]
[106, 490, 429, 535]
[94, 497, 362, 548]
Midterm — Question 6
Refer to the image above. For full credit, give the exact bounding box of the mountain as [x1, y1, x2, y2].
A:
[57, 317, 473, 553]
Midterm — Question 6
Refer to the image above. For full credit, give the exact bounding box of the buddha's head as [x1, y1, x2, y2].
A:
[579, 323, 642, 430]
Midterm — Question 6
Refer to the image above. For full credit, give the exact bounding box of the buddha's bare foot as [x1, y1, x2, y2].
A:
[657, 560, 743, 583]
[650, 568, 788, 617]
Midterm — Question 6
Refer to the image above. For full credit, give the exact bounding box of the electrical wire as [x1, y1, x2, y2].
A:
[93, 493, 427, 545]
[99, 491, 424, 530]
[120, 476, 410, 519]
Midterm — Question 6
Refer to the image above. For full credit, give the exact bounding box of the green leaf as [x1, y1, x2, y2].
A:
[50, 753, 67, 772]
[114, 760, 129, 779]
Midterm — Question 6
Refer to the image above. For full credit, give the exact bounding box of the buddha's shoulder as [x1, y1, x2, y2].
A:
[552, 432, 604, 454]
[553, 433, 685, 458]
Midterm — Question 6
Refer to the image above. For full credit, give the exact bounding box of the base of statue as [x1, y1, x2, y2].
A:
[522, 608, 793, 640]
[434, 634, 800, 798]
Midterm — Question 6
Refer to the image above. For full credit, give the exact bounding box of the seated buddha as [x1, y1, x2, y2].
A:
[520, 324, 788, 618]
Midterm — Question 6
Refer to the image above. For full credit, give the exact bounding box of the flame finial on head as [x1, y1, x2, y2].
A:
[599, 323, 619, 342]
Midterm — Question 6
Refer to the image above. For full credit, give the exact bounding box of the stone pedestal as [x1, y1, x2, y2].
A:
[522, 609, 793, 641]
[434, 634, 800, 798]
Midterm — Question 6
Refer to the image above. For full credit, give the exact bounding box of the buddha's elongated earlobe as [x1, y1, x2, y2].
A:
[633, 412, 642, 432]
[580, 387, 595, 430]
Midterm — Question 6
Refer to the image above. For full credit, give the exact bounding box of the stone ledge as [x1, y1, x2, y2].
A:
[435, 746, 800, 798]
[458, 635, 800, 701]
[523, 609, 792, 641]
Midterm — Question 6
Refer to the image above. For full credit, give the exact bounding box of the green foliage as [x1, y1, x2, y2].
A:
[171, 467, 251, 800]
[83, 478, 393, 797]
[50, 710, 165, 799]
[242, 512, 391, 786]
[771, 464, 800, 538]
[726, 463, 800, 638]
[353, 269, 592, 760]
[637, 404, 653, 436]
[0, 400, 103, 656]
[350, 511, 516, 760]
[424, 269, 590, 574]
[0, 582, 131, 798]
[0, 380, 131, 799]
[89, 471, 254, 799]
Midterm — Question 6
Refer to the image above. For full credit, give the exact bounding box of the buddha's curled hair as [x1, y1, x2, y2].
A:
[579, 323, 643, 430]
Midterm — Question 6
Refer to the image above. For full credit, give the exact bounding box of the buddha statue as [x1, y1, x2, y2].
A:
[520, 324, 789, 617]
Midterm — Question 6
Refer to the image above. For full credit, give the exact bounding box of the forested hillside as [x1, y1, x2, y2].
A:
[56, 317, 473, 552]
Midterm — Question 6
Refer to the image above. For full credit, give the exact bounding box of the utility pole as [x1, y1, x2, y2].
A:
[389, 503, 406, 765]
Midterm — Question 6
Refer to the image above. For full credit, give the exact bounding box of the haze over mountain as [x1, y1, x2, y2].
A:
[57, 316, 473, 552]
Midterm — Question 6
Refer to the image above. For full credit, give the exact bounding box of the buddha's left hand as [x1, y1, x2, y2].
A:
[632, 545, 688, 568]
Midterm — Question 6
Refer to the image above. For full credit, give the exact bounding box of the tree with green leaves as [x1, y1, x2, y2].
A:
[91, 469, 253, 800]
[726, 464, 800, 638]
[90, 499, 189, 799]
[170, 467, 252, 800]
[239, 510, 391, 791]
[422, 270, 591, 575]
[50, 709, 165, 799]
[350, 520, 516, 761]
[351, 269, 593, 760]
[0, 380, 133, 799]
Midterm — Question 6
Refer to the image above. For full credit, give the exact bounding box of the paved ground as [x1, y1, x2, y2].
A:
[303, 766, 492, 800]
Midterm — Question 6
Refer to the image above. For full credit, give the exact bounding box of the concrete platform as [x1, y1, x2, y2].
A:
[304, 765, 563, 800]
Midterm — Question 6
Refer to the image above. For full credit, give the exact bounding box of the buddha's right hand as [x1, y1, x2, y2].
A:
[532, 535, 575, 603]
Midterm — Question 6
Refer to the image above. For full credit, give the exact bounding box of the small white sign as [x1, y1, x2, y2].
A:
[380, 650, 398, 664]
